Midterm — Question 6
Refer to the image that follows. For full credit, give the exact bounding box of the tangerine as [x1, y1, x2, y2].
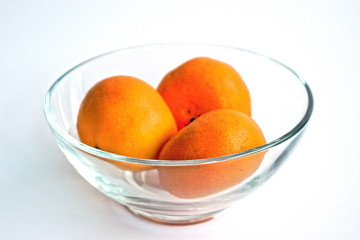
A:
[157, 57, 251, 130]
[77, 75, 177, 171]
[158, 109, 266, 198]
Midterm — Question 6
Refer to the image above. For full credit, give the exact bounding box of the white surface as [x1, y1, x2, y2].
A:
[1, 0, 360, 239]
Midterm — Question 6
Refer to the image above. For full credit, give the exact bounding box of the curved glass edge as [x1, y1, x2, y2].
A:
[43, 43, 314, 166]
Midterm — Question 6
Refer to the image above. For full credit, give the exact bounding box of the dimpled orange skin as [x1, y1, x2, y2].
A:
[158, 109, 266, 199]
[77, 76, 177, 171]
[157, 57, 251, 130]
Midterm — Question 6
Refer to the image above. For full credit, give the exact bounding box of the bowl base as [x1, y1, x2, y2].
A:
[126, 206, 224, 225]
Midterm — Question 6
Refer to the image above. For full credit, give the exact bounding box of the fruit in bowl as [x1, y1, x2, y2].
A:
[44, 43, 313, 224]
[76, 57, 266, 198]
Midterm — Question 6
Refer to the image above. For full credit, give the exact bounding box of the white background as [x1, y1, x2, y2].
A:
[1, 0, 360, 239]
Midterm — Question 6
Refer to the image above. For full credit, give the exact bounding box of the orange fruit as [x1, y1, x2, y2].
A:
[158, 109, 266, 198]
[77, 75, 177, 171]
[157, 57, 251, 130]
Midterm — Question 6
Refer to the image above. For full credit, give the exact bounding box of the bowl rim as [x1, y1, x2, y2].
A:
[44, 42, 314, 166]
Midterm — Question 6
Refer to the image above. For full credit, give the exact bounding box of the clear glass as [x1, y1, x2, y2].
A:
[44, 43, 313, 224]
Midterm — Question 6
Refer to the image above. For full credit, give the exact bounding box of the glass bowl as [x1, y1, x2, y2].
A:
[44, 43, 313, 225]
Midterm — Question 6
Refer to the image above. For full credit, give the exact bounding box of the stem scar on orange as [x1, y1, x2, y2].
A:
[157, 57, 251, 130]
[77, 76, 177, 171]
[158, 109, 266, 199]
